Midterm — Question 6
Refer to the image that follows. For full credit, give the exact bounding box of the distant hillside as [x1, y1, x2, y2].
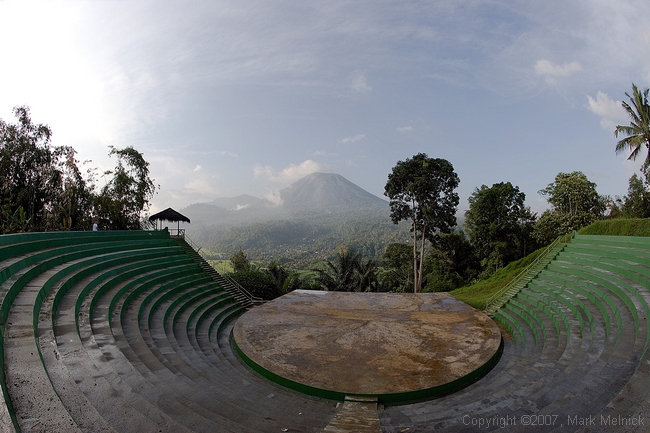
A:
[181, 172, 409, 265]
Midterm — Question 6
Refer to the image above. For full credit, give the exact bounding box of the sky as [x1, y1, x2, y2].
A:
[1, 0, 650, 216]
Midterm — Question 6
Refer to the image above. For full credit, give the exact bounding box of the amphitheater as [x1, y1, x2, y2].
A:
[1, 229, 650, 432]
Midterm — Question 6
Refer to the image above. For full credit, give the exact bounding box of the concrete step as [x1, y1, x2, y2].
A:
[323, 397, 380, 433]
[117, 276, 337, 432]
[73, 265, 199, 432]
[4, 267, 81, 433]
[88, 270, 245, 432]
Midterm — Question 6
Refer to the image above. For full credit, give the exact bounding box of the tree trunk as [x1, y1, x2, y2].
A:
[412, 216, 419, 292]
[416, 221, 427, 293]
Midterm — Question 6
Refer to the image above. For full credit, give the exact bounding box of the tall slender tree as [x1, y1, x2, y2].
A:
[615, 84, 650, 169]
[384, 154, 459, 292]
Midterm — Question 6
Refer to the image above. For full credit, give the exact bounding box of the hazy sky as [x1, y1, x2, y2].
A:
[1, 0, 649, 215]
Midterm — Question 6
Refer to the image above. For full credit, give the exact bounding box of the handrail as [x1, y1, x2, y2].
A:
[220, 273, 265, 305]
[183, 234, 264, 305]
[183, 234, 202, 254]
[168, 228, 186, 238]
[484, 234, 567, 312]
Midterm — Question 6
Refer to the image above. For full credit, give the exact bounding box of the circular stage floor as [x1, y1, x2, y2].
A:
[232, 290, 502, 402]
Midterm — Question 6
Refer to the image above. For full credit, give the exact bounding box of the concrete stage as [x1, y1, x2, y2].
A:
[232, 291, 502, 403]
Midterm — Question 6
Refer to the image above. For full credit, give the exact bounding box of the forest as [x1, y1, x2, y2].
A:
[2, 84, 649, 301]
[223, 84, 650, 300]
[0, 106, 157, 233]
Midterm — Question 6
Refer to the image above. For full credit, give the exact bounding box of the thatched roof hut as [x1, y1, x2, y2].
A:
[148, 208, 190, 234]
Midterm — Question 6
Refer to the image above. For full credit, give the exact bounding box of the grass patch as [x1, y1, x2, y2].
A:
[450, 247, 547, 309]
[453, 218, 650, 309]
[579, 218, 650, 237]
[207, 259, 234, 273]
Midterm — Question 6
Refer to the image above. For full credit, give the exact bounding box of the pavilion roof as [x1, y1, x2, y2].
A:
[148, 208, 190, 223]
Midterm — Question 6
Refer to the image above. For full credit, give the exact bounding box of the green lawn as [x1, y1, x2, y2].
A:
[450, 247, 546, 309]
[452, 218, 650, 309]
[578, 218, 650, 236]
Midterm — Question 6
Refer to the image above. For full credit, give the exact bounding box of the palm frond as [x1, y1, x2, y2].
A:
[615, 84, 650, 165]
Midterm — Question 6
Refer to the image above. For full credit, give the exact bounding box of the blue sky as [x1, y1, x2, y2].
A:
[1, 0, 649, 215]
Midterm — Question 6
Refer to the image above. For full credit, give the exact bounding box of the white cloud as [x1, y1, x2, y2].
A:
[587, 91, 628, 131]
[0, 1, 111, 150]
[253, 164, 274, 179]
[396, 125, 413, 133]
[340, 134, 366, 144]
[313, 150, 338, 156]
[350, 71, 371, 94]
[253, 160, 328, 183]
[184, 178, 216, 196]
[534, 59, 583, 83]
[148, 155, 221, 208]
[265, 190, 283, 207]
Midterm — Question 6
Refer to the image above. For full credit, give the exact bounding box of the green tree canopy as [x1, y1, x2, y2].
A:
[313, 247, 378, 292]
[615, 83, 650, 169]
[384, 153, 460, 292]
[95, 146, 158, 230]
[263, 260, 310, 294]
[230, 249, 251, 272]
[534, 171, 606, 244]
[423, 232, 481, 292]
[539, 171, 604, 217]
[228, 268, 282, 300]
[0, 106, 157, 233]
[464, 182, 537, 271]
[0, 106, 94, 232]
[381, 242, 413, 292]
[621, 172, 650, 218]
[1, 106, 54, 230]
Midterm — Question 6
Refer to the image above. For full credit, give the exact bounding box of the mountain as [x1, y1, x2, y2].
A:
[279, 172, 387, 213]
[182, 172, 388, 223]
[181, 172, 409, 265]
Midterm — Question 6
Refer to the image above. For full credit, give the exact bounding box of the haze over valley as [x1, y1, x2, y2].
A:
[181, 172, 411, 265]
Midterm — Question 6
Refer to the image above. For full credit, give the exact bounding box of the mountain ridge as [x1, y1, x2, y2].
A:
[182, 172, 388, 221]
[180, 172, 407, 265]
[279, 172, 387, 211]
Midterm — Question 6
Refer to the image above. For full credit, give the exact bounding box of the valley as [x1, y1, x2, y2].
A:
[180, 172, 411, 266]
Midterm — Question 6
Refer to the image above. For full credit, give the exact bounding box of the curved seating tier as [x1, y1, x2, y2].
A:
[2, 231, 650, 432]
[381, 233, 650, 432]
[0, 231, 337, 433]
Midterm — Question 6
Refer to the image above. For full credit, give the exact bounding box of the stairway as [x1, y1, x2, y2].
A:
[172, 237, 260, 308]
[484, 238, 567, 315]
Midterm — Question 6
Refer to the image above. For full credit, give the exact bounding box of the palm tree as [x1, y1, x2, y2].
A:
[615, 84, 650, 169]
[313, 247, 373, 292]
[356, 257, 379, 292]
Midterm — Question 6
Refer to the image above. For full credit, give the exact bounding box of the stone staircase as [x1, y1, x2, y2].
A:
[173, 236, 262, 307]
[484, 237, 568, 315]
